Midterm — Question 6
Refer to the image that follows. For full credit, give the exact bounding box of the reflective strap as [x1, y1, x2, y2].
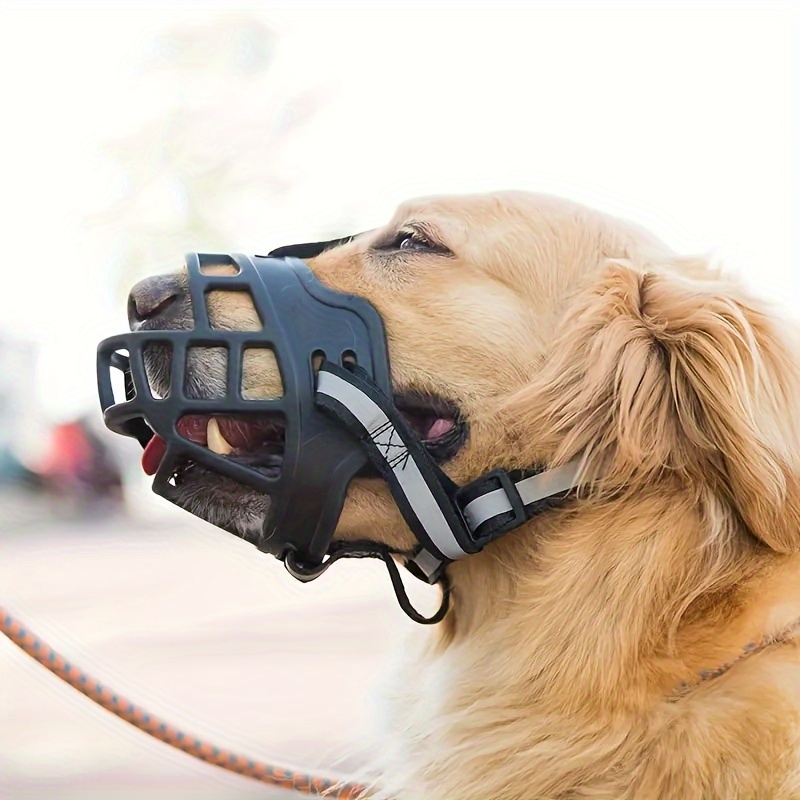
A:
[408, 548, 444, 582]
[462, 460, 582, 532]
[317, 371, 468, 561]
[462, 487, 513, 531]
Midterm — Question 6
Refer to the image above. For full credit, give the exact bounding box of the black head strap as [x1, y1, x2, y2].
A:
[266, 233, 367, 260]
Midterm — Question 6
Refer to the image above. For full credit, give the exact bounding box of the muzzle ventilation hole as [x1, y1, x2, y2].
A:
[110, 349, 132, 405]
[198, 254, 240, 276]
[143, 342, 171, 400]
[206, 289, 262, 332]
[241, 348, 283, 399]
[311, 349, 326, 374]
[185, 346, 228, 400]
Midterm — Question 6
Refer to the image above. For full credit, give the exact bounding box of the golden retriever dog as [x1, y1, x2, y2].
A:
[130, 192, 800, 799]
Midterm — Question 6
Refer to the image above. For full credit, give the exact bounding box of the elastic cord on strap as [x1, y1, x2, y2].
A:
[381, 548, 451, 625]
[286, 541, 450, 625]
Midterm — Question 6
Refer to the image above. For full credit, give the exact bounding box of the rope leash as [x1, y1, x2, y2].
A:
[0, 605, 370, 799]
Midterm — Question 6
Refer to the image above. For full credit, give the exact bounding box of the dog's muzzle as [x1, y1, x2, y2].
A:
[97, 245, 582, 623]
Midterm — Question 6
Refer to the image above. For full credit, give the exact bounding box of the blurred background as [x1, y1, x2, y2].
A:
[1, 1, 798, 797]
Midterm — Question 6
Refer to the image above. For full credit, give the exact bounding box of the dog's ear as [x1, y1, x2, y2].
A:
[506, 258, 800, 552]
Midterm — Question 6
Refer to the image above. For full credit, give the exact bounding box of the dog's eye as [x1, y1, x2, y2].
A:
[373, 226, 451, 257]
[383, 229, 450, 255]
[396, 230, 434, 251]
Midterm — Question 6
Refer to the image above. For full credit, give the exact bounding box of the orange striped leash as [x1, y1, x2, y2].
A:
[0, 605, 371, 798]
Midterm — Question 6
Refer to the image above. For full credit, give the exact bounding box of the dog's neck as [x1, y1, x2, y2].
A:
[438, 487, 800, 710]
[381, 505, 800, 800]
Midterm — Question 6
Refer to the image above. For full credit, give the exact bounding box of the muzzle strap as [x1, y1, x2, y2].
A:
[455, 461, 582, 542]
[316, 363, 471, 565]
[316, 362, 584, 587]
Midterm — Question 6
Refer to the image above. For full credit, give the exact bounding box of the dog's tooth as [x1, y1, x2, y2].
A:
[207, 417, 233, 455]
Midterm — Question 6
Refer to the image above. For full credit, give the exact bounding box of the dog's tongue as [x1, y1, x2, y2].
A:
[142, 434, 167, 476]
[139, 415, 449, 476]
[425, 418, 454, 441]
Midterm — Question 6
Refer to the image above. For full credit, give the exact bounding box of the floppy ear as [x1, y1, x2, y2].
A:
[507, 258, 800, 553]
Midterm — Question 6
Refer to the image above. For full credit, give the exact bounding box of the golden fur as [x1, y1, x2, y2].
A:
[200, 192, 800, 797]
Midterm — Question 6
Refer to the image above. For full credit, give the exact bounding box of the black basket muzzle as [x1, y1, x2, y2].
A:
[97, 252, 391, 568]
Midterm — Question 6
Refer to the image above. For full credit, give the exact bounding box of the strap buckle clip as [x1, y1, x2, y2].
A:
[455, 468, 527, 547]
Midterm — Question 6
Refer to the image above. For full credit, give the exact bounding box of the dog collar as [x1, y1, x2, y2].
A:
[671, 618, 800, 700]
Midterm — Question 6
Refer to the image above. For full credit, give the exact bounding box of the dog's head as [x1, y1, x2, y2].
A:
[128, 191, 800, 572]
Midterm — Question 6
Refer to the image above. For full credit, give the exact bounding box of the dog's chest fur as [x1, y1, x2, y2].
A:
[368, 629, 800, 800]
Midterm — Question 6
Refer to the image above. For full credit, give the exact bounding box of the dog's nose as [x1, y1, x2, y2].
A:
[127, 274, 185, 329]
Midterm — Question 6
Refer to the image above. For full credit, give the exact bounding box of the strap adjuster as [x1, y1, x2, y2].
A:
[405, 546, 446, 584]
[455, 468, 527, 546]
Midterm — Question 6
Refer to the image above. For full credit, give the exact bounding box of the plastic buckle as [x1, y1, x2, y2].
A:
[455, 468, 527, 547]
[404, 547, 446, 585]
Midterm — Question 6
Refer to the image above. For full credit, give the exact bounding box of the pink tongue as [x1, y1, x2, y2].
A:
[142, 435, 167, 476]
[425, 418, 454, 441]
